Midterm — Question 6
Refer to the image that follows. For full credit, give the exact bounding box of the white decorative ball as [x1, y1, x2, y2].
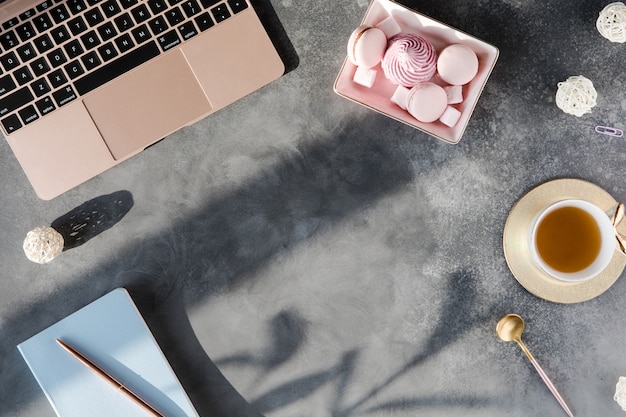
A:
[555, 75, 597, 117]
[23, 226, 64, 264]
[597, 2, 626, 43]
[615, 376, 626, 411]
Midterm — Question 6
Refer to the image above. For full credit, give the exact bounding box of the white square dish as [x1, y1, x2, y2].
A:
[334, 0, 499, 144]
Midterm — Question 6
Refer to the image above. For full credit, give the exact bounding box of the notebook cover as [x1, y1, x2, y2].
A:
[17, 288, 199, 417]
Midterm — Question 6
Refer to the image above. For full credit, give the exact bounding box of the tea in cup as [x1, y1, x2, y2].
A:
[528, 199, 616, 282]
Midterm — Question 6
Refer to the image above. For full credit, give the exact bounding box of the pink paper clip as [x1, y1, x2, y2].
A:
[595, 125, 624, 137]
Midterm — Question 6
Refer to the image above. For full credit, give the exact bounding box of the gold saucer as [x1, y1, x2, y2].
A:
[503, 178, 626, 303]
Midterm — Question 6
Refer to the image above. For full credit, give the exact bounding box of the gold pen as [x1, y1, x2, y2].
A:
[56, 338, 165, 417]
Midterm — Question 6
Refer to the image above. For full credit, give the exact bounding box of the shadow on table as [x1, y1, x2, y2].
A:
[127, 277, 265, 417]
[245, 268, 502, 416]
[1, 104, 391, 417]
[120, 258, 507, 417]
[113, 112, 421, 415]
[126, 268, 497, 417]
[51, 190, 134, 250]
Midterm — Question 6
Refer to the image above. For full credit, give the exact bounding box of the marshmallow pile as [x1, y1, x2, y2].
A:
[346, 15, 480, 128]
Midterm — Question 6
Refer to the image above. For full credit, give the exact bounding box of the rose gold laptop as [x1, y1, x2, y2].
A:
[0, 0, 284, 199]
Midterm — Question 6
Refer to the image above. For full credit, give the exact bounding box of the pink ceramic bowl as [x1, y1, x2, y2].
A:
[334, 0, 499, 144]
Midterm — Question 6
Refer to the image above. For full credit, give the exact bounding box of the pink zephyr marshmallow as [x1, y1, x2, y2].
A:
[382, 34, 437, 87]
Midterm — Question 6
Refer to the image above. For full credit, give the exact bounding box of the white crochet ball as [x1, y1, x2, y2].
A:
[23, 226, 64, 264]
[597, 2, 626, 43]
[555, 75, 597, 117]
[615, 376, 626, 411]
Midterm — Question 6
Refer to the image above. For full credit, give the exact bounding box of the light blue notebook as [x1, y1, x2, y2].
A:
[17, 288, 199, 417]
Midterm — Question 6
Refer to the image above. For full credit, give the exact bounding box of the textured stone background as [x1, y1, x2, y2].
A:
[2, 0, 626, 416]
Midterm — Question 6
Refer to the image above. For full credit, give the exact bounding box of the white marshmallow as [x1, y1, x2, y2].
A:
[443, 85, 463, 104]
[353, 66, 377, 88]
[376, 16, 402, 38]
[439, 106, 462, 127]
[391, 85, 411, 109]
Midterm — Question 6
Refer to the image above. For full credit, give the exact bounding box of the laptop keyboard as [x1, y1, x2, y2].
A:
[0, 0, 249, 134]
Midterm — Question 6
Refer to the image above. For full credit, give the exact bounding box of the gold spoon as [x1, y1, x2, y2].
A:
[496, 314, 575, 417]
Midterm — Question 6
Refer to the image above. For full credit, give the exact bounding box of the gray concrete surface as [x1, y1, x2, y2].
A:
[2, 0, 626, 416]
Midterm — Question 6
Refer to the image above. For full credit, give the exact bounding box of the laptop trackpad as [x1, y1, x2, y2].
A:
[83, 50, 212, 160]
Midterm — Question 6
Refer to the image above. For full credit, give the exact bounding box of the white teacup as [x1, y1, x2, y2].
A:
[528, 199, 616, 282]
